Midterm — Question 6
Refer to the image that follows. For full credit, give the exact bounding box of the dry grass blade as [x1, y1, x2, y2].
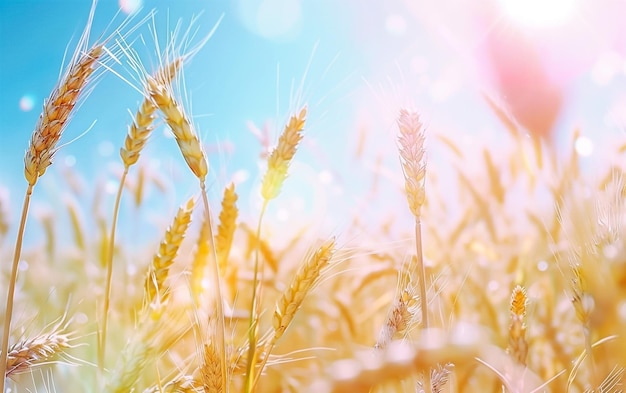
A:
[261, 107, 307, 201]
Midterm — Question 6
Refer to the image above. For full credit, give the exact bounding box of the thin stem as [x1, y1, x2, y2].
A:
[0, 183, 34, 390]
[415, 217, 428, 329]
[99, 168, 128, 372]
[200, 182, 227, 392]
[415, 217, 432, 393]
[244, 200, 268, 393]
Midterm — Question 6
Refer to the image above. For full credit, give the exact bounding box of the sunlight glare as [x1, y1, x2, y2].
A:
[500, 0, 579, 28]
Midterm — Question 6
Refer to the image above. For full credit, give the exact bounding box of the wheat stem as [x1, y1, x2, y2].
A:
[200, 183, 227, 392]
[0, 184, 33, 388]
[244, 201, 268, 393]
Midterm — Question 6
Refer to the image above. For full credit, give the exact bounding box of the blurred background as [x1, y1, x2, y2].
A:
[1, 0, 625, 242]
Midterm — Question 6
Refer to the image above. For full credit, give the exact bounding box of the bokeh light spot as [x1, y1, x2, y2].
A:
[537, 260, 549, 272]
[19, 95, 35, 112]
[500, 0, 579, 28]
[64, 155, 76, 167]
[574, 135, 593, 157]
[257, 0, 302, 40]
[238, 0, 302, 41]
[119, 0, 142, 15]
[98, 140, 114, 157]
[385, 14, 407, 36]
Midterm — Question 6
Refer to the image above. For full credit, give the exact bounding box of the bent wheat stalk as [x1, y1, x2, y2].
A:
[147, 75, 227, 391]
[100, 58, 182, 369]
[0, 5, 105, 387]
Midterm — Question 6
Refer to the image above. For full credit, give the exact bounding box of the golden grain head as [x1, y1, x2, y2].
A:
[24, 45, 104, 186]
[397, 108, 426, 217]
[261, 107, 307, 201]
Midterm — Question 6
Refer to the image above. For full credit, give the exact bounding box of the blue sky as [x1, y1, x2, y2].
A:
[1, 0, 625, 234]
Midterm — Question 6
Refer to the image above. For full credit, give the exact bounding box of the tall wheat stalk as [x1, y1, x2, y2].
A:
[244, 107, 307, 392]
[397, 108, 429, 392]
[0, 5, 104, 388]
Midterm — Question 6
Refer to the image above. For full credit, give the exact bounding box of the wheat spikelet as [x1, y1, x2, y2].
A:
[146, 77, 208, 181]
[144, 198, 194, 308]
[199, 342, 223, 393]
[216, 183, 238, 273]
[271, 237, 336, 344]
[507, 285, 528, 366]
[261, 107, 307, 201]
[375, 286, 419, 349]
[24, 44, 104, 187]
[120, 58, 183, 168]
[6, 330, 71, 377]
[397, 109, 426, 218]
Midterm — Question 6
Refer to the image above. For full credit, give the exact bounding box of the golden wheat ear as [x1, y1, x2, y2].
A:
[0, 1, 139, 387]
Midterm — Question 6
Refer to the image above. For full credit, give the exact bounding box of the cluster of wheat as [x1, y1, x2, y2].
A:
[1, 4, 625, 393]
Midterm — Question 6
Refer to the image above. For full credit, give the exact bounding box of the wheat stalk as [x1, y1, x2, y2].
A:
[0, 4, 107, 387]
[397, 108, 430, 392]
[146, 73, 228, 391]
[397, 109, 429, 329]
[245, 107, 307, 392]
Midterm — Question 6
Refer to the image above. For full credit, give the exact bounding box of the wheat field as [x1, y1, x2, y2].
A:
[1, 2, 625, 393]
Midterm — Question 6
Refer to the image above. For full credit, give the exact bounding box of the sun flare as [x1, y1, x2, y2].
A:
[500, 0, 580, 28]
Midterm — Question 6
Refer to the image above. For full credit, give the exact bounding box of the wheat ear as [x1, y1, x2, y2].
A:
[144, 197, 194, 311]
[200, 342, 223, 393]
[271, 237, 336, 343]
[190, 183, 239, 304]
[148, 76, 227, 391]
[397, 109, 428, 329]
[6, 329, 72, 377]
[100, 59, 183, 369]
[507, 285, 529, 366]
[0, 7, 105, 387]
[245, 107, 307, 392]
[375, 285, 419, 349]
